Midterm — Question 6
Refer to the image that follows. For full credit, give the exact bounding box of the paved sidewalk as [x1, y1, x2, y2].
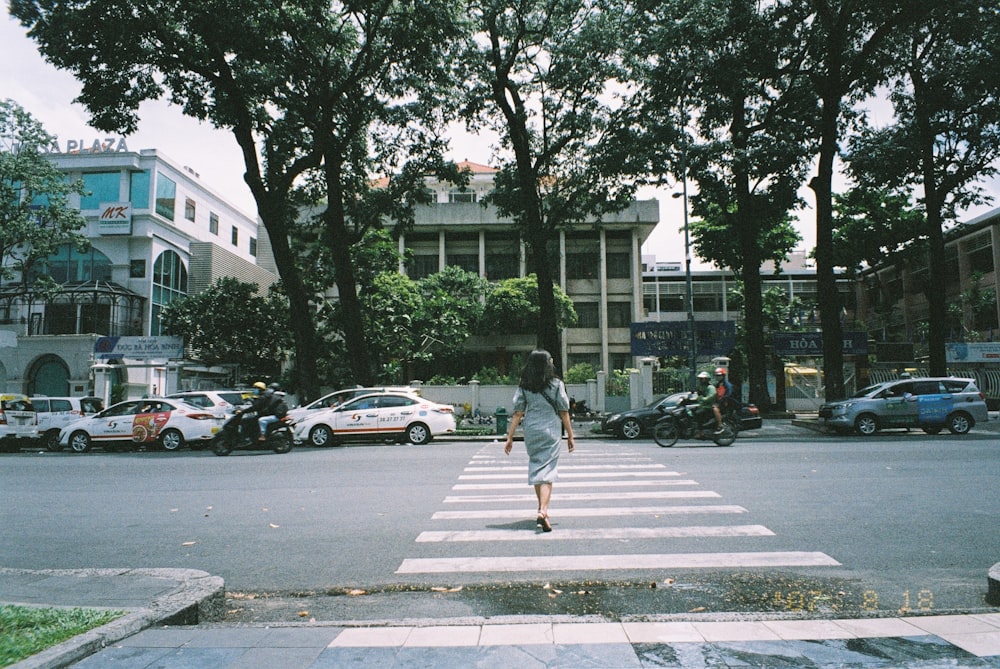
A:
[3, 568, 1000, 668]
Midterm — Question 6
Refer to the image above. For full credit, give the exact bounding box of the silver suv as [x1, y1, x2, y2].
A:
[819, 376, 988, 436]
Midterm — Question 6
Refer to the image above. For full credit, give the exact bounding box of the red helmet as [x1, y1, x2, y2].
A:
[714, 367, 727, 376]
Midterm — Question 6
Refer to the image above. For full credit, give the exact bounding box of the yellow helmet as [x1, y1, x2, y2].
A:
[253, 381, 266, 391]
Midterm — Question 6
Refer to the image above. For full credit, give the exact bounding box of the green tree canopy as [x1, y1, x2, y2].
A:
[159, 277, 290, 378]
[0, 99, 88, 285]
[480, 274, 577, 335]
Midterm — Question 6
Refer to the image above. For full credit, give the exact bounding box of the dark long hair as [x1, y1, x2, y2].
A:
[518, 350, 557, 393]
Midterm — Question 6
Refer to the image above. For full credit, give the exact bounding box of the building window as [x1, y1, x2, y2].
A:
[448, 190, 476, 203]
[486, 253, 518, 280]
[31, 244, 112, 283]
[151, 251, 187, 336]
[606, 252, 631, 279]
[567, 252, 600, 279]
[610, 353, 632, 371]
[129, 171, 150, 209]
[607, 301, 632, 328]
[407, 254, 439, 279]
[446, 253, 479, 274]
[573, 302, 599, 328]
[130, 259, 146, 279]
[155, 172, 176, 220]
[184, 198, 196, 222]
[231, 226, 238, 246]
[209, 212, 219, 235]
[81, 172, 120, 209]
[967, 233, 994, 275]
[249, 237, 257, 257]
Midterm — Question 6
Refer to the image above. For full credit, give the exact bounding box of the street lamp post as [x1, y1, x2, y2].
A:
[673, 150, 697, 388]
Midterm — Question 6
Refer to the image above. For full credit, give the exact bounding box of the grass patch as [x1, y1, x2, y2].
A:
[0, 605, 125, 667]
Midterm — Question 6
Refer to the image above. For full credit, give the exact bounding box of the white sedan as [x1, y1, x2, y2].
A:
[58, 399, 225, 452]
[292, 392, 455, 447]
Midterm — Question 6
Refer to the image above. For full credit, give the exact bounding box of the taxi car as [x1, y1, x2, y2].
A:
[819, 376, 988, 436]
[292, 392, 455, 446]
[57, 398, 225, 452]
[0, 393, 39, 452]
[286, 386, 417, 422]
[166, 389, 251, 416]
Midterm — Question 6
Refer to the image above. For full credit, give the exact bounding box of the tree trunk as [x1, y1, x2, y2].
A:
[257, 198, 321, 402]
[323, 156, 374, 386]
[812, 94, 846, 401]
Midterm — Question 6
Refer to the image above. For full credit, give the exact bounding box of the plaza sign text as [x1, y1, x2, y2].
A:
[773, 331, 868, 357]
[37, 137, 130, 154]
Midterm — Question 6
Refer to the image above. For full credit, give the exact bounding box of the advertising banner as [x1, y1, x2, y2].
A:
[98, 202, 132, 235]
[94, 336, 184, 360]
[630, 321, 736, 358]
[946, 342, 1000, 363]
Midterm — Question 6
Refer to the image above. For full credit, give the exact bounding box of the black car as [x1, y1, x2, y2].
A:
[601, 392, 762, 439]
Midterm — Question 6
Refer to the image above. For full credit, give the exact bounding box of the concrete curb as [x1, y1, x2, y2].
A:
[6, 568, 224, 669]
[989, 563, 1000, 607]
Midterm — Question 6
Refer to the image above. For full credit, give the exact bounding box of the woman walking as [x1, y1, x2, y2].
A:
[503, 350, 575, 531]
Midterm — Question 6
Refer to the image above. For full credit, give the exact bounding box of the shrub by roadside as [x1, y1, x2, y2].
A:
[0, 604, 124, 667]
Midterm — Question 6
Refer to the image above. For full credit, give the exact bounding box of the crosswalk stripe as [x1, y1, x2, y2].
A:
[396, 551, 841, 574]
[431, 505, 748, 519]
[452, 480, 698, 490]
[464, 464, 669, 472]
[416, 525, 775, 542]
[444, 490, 721, 503]
[459, 472, 681, 480]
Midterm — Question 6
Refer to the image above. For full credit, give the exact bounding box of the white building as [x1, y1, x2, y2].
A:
[0, 142, 276, 397]
[394, 161, 659, 375]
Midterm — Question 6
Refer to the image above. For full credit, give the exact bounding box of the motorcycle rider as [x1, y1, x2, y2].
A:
[237, 381, 269, 441]
[713, 366, 734, 431]
[692, 371, 722, 436]
[257, 382, 285, 441]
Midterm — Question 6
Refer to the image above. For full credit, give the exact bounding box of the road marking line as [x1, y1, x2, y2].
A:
[444, 491, 722, 503]
[432, 505, 748, 519]
[416, 525, 775, 542]
[459, 471, 681, 480]
[396, 551, 841, 574]
[464, 464, 669, 471]
[453, 480, 698, 490]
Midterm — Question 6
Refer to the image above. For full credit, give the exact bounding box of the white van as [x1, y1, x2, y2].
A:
[31, 396, 105, 450]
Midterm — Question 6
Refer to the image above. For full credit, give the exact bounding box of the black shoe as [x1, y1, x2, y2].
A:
[539, 515, 552, 532]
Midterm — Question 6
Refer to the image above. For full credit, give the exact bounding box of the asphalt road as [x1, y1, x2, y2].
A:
[3, 430, 998, 622]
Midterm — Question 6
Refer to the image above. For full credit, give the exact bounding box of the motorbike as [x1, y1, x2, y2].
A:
[212, 409, 293, 456]
[652, 393, 736, 447]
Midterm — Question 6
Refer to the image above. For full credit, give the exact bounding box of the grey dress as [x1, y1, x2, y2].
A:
[512, 379, 570, 485]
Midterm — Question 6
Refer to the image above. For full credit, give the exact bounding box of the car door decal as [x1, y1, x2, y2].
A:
[132, 412, 170, 442]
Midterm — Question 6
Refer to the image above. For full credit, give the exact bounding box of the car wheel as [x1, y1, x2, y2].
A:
[853, 413, 879, 436]
[406, 422, 431, 445]
[43, 429, 63, 451]
[309, 424, 334, 447]
[160, 428, 185, 451]
[619, 418, 642, 440]
[922, 426, 942, 435]
[946, 411, 973, 435]
[68, 431, 92, 453]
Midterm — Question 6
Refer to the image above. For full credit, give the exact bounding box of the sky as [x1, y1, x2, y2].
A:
[3, 14, 997, 271]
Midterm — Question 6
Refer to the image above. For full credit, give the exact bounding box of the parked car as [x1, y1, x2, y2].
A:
[601, 392, 762, 439]
[57, 398, 225, 452]
[166, 389, 251, 416]
[293, 392, 454, 446]
[31, 396, 104, 450]
[0, 394, 39, 452]
[286, 386, 417, 422]
[819, 376, 988, 436]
